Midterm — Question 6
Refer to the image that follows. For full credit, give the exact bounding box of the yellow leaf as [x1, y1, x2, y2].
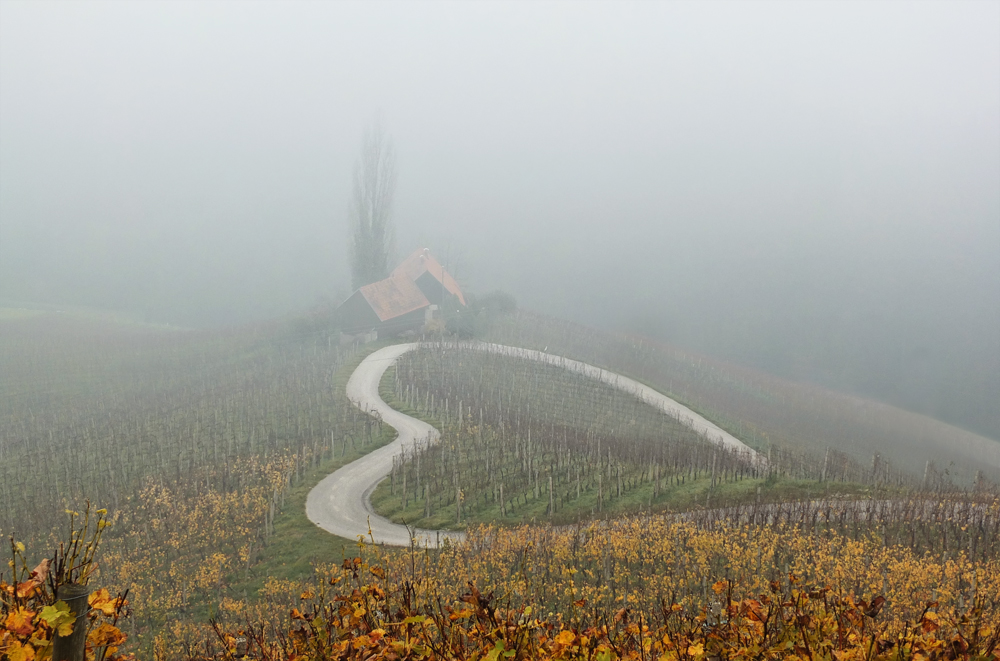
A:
[39, 601, 74, 637]
[555, 630, 576, 646]
[6, 640, 37, 661]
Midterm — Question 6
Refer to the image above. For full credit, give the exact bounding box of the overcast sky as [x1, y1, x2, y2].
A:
[1, 1, 998, 437]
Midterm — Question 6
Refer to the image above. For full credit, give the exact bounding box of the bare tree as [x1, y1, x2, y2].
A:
[349, 116, 397, 290]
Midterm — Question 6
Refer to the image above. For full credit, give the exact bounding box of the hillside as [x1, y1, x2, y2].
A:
[0, 308, 373, 654]
[369, 343, 876, 532]
[485, 310, 1000, 482]
[2, 306, 999, 657]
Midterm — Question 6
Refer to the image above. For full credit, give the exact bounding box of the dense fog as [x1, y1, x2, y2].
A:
[1, 1, 997, 439]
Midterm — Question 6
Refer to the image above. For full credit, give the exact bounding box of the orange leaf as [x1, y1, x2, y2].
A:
[88, 622, 126, 647]
[4, 608, 36, 637]
[88, 589, 118, 617]
[15, 581, 40, 599]
[745, 599, 765, 622]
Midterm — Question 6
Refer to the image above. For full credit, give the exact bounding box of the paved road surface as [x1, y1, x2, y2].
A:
[470, 342, 754, 455]
[305, 342, 758, 547]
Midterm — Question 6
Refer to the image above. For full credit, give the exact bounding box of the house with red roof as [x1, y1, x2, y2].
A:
[336, 249, 466, 336]
[391, 248, 467, 307]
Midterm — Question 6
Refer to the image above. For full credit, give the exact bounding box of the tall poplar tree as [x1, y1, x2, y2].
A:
[349, 117, 397, 290]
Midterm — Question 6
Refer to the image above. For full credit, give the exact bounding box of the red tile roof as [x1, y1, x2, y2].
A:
[392, 248, 467, 305]
[359, 275, 430, 322]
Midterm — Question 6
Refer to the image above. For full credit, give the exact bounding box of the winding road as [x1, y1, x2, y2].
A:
[305, 342, 758, 547]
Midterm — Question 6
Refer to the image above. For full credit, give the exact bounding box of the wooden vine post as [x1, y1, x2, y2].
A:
[53, 583, 90, 661]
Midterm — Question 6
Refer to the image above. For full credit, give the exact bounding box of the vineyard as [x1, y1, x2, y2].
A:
[369, 343, 908, 531]
[483, 311, 1000, 483]
[7, 494, 1000, 659]
[210, 491, 1000, 659]
[0, 313, 355, 540]
[3, 308, 1000, 658]
[0, 310, 396, 653]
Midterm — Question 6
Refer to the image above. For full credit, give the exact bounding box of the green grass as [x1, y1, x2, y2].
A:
[232, 436, 396, 599]
[230, 340, 403, 597]
[0, 307, 44, 320]
[371, 462, 876, 531]
[0, 301, 187, 329]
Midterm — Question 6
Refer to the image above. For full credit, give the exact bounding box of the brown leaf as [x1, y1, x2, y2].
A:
[28, 559, 50, 585]
[865, 596, 886, 618]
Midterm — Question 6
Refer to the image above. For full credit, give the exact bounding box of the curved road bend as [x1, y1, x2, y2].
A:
[469, 342, 754, 456]
[306, 342, 759, 548]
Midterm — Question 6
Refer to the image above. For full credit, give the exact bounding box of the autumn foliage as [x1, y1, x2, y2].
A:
[171, 510, 1000, 660]
[8, 508, 1000, 659]
[2, 507, 132, 660]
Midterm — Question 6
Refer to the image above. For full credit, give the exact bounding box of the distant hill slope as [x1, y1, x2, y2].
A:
[486, 310, 1000, 482]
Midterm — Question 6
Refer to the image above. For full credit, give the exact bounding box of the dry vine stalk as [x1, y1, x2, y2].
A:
[1, 502, 132, 660]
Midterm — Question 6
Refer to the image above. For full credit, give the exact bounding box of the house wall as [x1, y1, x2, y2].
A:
[335, 290, 381, 334]
[376, 307, 427, 336]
